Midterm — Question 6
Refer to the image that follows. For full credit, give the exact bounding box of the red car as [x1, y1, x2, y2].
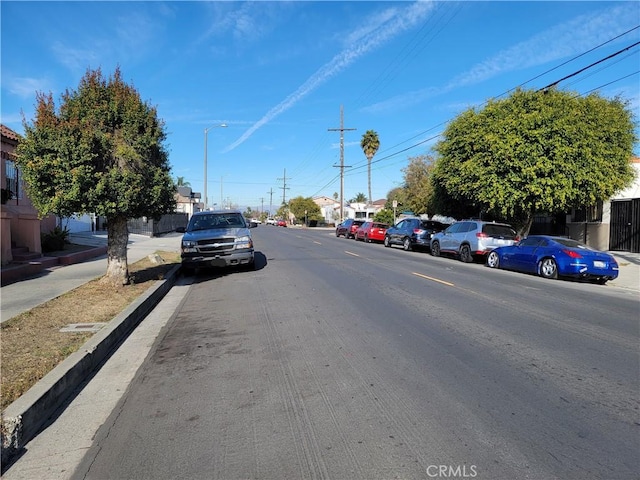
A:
[276, 219, 287, 227]
[355, 221, 389, 243]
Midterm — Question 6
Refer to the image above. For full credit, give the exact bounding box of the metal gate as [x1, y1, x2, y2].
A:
[609, 199, 640, 252]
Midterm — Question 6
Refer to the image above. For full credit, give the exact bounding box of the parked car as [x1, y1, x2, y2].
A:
[277, 219, 287, 227]
[355, 221, 389, 243]
[430, 220, 518, 262]
[486, 235, 619, 284]
[336, 219, 365, 239]
[384, 218, 447, 251]
[176, 210, 255, 273]
[266, 218, 277, 225]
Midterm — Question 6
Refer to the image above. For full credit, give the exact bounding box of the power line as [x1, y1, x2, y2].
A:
[365, 36, 640, 168]
[538, 40, 640, 91]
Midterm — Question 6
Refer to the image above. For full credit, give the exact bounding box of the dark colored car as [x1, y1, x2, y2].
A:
[355, 221, 389, 243]
[176, 210, 255, 273]
[384, 218, 447, 251]
[486, 235, 619, 284]
[336, 219, 365, 239]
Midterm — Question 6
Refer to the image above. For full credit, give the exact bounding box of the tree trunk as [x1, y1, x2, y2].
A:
[519, 213, 534, 239]
[367, 156, 372, 206]
[102, 216, 130, 286]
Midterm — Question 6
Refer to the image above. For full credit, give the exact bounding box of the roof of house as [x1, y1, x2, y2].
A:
[1, 124, 20, 142]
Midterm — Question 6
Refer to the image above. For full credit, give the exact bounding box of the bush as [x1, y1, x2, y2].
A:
[41, 226, 70, 253]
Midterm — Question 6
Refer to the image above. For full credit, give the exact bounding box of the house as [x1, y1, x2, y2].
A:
[312, 196, 388, 225]
[1, 124, 56, 265]
[313, 196, 340, 225]
[175, 186, 202, 219]
[532, 157, 640, 253]
[343, 201, 386, 222]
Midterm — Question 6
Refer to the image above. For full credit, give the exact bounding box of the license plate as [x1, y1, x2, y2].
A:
[593, 260, 606, 268]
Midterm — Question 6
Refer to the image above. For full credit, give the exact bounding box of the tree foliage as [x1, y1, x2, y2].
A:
[401, 155, 435, 216]
[17, 67, 176, 285]
[175, 176, 190, 187]
[361, 130, 380, 206]
[350, 192, 368, 203]
[288, 196, 322, 222]
[432, 88, 637, 234]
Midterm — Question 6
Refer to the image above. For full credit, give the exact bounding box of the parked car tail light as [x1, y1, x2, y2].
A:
[476, 232, 488, 238]
[563, 249, 582, 259]
[413, 229, 425, 235]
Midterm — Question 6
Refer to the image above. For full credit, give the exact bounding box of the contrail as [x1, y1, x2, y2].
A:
[222, 0, 435, 153]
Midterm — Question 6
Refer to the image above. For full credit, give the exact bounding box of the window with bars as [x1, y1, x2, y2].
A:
[4, 159, 21, 200]
[573, 201, 603, 223]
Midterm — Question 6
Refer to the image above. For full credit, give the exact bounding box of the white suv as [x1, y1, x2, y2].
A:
[430, 220, 518, 263]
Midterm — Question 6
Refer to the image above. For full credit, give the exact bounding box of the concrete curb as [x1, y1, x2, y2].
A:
[0, 264, 181, 465]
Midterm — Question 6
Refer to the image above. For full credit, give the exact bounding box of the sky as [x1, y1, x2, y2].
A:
[2, 1, 639, 214]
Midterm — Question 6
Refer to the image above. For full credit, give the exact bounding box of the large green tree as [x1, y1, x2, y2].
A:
[288, 196, 322, 223]
[401, 155, 435, 216]
[17, 67, 176, 286]
[360, 130, 380, 206]
[433, 88, 636, 235]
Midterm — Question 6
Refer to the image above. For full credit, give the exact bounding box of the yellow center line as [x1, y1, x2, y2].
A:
[412, 272, 455, 287]
[345, 251, 360, 257]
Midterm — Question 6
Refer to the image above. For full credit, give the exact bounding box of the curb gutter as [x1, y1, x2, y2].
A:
[0, 264, 181, 465]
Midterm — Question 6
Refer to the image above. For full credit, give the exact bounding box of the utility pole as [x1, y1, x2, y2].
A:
[267, 188, 274, 217]
[328, 105, 355, 223]
[277, 169, 290, 221]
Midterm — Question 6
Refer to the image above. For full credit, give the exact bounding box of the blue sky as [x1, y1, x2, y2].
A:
[2, 1, 639, 213]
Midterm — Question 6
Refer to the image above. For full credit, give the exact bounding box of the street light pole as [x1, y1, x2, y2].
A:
[204, 123, 227, 210]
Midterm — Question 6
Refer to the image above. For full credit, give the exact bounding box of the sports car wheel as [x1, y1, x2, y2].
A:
[459, 244, 473, 263]
[539, 258, 558, 279]
[384, 236, 391, 247]
[595, 277, 609, 285]
[431, 241, 440, 257]
[486, 251, 500, 268]
[336, 230, 340, 237]
[403, 237, 412, 251]
[365, 234, 370, 243]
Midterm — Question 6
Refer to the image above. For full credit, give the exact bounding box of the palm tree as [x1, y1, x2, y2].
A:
[175, 176, 191, 188]
[360, 130, 380, 206]
[352, 192, 367, 203]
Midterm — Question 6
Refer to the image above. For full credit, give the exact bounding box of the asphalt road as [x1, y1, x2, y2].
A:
[9, 226, 640, 480]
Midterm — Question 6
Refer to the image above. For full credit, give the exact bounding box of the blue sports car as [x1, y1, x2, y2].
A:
[485, 235, 619, 284]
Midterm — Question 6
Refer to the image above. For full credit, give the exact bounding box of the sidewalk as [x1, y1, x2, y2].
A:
[606, 250, 640, 293]
[1, 231, 183, 465]
[1, 231, 182, 323]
